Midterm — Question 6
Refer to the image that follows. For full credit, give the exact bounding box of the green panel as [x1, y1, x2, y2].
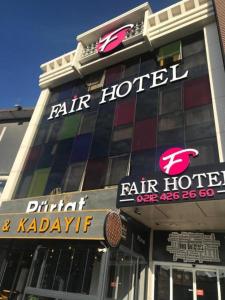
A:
[57, 113, 81, 140]
[27, 168, 51, 197]
[158, 40, 181, 61]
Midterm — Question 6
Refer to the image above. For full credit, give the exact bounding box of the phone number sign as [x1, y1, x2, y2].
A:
[117, 162, 225, 208]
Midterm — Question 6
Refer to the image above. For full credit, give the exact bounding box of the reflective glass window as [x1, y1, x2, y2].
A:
[133, 118, 157, 151]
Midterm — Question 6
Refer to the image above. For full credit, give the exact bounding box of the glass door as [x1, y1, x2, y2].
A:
[172, 269, 193, 300]
[196, 270, 218, 300]
[154, 263, 223, 300]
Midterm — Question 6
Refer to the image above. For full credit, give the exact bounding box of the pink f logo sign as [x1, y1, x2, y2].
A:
[96, 24, 134, 54]
[159, 147, 199, 176]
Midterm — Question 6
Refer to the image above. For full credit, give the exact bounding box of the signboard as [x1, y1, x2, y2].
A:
[153, 231, 225, 266]
[96, 24, 134, 54]
[47, 63, 189, 120]
[0, 195, 123, 245]
[0, 210, 108, 240]
[117, 147, 225, 208]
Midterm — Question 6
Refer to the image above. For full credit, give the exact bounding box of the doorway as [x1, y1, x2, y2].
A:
[154, 262, 225, 300]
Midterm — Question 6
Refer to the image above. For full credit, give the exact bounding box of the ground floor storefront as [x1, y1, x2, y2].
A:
[0, 227, 225, 300]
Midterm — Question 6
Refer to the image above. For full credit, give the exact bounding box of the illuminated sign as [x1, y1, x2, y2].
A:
[159, 147, 199, 176]
[96, 24, 134, 53]
[47, 63, 189, 120]
[117, 148, 225, 207]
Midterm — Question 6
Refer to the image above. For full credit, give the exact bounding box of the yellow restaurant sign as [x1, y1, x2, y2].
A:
[0, 210, 108, 240]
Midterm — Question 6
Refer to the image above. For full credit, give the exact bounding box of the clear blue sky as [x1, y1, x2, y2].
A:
[0, 0, 178, 109]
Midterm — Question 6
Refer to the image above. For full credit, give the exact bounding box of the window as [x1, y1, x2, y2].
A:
[63, 162, 85, 192]
[79, 111, 97, 134]
[135, 90, 158, 121]
[85, 71, 105, 92]
[0, 180, 6, 197]
[130, 149, 155, 176]
[133, 118, 157, 151]
[154, 265, 170, 300]
[105, 155, 129, 186]
[183, 39, 205, 57]
[184, 75, 211, 109]
[187, 138, 219, 167]
[57, 113, 81, 140]
[123, 57, 140, 79]
[83, 158, 108, 190]
[114, 98, 136, 127]
[110, 126, 132, 155]
[105, 65, 124, 86]
[69, 133, 92, 162]
[29, 244, 103, 296]
[158, 112, 183, 131]
[185, 105, 213, 126]
[157, 40, 182, 67]
[159, 84, 182, 115]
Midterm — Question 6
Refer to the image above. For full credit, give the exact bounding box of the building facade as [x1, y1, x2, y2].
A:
[1, 0, 225, 299]
[0, 108, 33, 199]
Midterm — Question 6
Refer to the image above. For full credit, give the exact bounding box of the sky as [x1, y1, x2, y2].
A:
[0, 0, 178, 109]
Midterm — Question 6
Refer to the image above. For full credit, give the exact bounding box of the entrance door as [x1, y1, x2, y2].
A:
[154, 264, 223, 300]
[172, 269, 193, 300]
[196, 270, 218, 300]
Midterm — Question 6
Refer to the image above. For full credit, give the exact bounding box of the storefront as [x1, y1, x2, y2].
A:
[1, 0, 225, 299]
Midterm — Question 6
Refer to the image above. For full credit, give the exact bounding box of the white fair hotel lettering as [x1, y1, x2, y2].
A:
[26, 197, 87, 213]
[120, 171, 225, 196]
[48, 64, 188, 120]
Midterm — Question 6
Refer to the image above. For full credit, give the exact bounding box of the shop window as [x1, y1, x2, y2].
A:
[159, 84, 182, 115]
[69, 133, 92, 162]
[105, 64, 124, 86]
[63, 161, 85, 192]
[83, 158, 108, 190]
[114, 98, 136, 127]
[105, 155, 129, 186]
[130, 149, 155, 176]
[154, 265, 170, 300]
[106, 249, 147, 300]
[135, 90, 158, 121]
[85, 71, 105, 92]
[57, 113, 81, 140]
[78, 111, 97, 135]
[27, 168, 51, 197]
[133, 118, 157, 151]
[187, 138, 219, 167]
[157, 40, 182, 67]
[29, 244, 103, 296]
[184, 75, 211, 109]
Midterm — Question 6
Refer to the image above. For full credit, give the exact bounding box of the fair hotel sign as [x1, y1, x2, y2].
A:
[117, 148, 225, 207]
